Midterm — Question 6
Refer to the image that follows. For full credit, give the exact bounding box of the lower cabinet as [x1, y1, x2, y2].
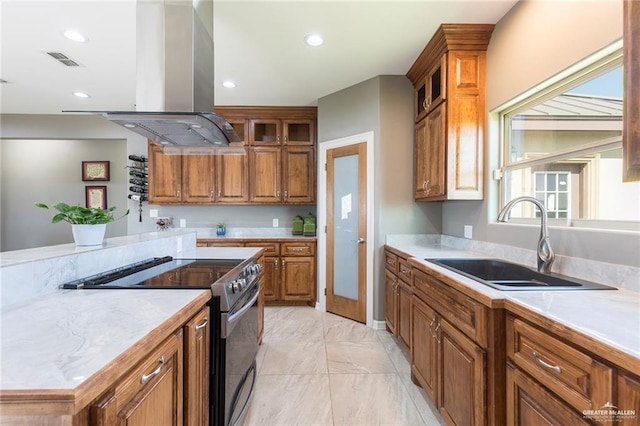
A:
[184, 308, 210, 426]
[90, 330, 184, 426]
[384, 248, 412, 348]
[89, 306, 210, 426]
[506, 313, 640, 426]
[199, 238, 317, 306]
[410, 264, 503, 426]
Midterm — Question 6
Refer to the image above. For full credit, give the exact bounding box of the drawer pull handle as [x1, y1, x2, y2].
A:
[195, 318, 208, 331]
[428, 318, 436, 338]
[532, 351, 562, 374]
[141, 356, 165, 385]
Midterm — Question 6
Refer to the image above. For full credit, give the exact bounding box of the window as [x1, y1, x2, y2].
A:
[496, 41, 640, 229]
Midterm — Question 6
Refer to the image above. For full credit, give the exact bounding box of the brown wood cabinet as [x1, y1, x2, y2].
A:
[407, 24, 494, 201]
[216, 152, 249, 203]
[218, 106, 317, 205]
[623, 0, 640, 181]
[148, 143, 217, 204]
[506, 313, 640, 425]
[411, 263, 505, 426]
[384, 248, 412, 348]
[147, 106, 316, 205]
[199, 238, 317, 306]
[90, 331, 184, 426]
[184, 308, 210, 426]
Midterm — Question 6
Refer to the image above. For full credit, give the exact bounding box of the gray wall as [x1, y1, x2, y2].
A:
[1, 138, 127, 250]
[318, 75, 442, 320]
[0, 114, 141, 251]
[442, 0, 639, 267]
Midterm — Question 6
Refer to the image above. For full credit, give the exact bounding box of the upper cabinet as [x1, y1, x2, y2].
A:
[407, 24, 494, 201]
[623, 0, 640, 181]
[148, 106, 317, 205]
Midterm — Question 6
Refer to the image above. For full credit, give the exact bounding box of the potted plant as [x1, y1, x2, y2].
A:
[36, 202, 129, 246]
[216, 222, 226, 236]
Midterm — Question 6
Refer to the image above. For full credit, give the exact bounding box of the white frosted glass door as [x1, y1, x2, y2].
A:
[326, 142, 366, 323]
[333, 154, 359, 300]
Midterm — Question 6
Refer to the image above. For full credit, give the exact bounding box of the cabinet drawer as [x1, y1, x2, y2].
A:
[413, 268, 486, 345]
[398, 258, 412, 284]
[507, 315, 613, 413]
[206, 241, 244, 248]
[281, 242, 315, 256]
[245, 241, 280, 256]
[385, 250, 398, 273]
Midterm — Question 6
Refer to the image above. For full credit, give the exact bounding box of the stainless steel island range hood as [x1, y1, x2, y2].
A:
[81, 0, 239, 147]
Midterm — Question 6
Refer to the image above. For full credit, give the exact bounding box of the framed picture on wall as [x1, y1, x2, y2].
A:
[85, 186, 107, 209]
[82, 161, 110, 181]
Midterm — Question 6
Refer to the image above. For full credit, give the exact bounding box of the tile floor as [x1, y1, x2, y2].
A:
[242, 306, 445, 426]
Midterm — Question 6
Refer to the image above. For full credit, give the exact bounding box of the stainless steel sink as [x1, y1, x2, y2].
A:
[426, 258, 616, 291]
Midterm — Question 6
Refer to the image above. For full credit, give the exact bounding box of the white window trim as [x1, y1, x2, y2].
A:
[493, 39, 636, 231]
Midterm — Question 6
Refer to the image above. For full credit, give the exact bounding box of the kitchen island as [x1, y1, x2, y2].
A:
[0, 232, 263, 425]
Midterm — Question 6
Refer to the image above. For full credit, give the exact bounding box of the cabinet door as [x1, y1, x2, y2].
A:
[184, 308, 210, 426]
[423, 104, 446, 200]
[623, 0, 640, 181]
[91, 332, 183, 426]
[282, 119, 314, 146]
[398, 283, 412, 348]
[384, 269, 398, 335]
[411, 296, 438, 404]
[506, 363, 590, 426]
[182, 152, 216, 203]
[148, 143, 183, 204]
[439, 319, 486, 426]
[216, 153, 249, 203]
[618, 372, 640, 426]
[414, 112, 446, 201]
[250, 119, 281, 145]
[261, 256, 279, 302]
[283, 147, 315, 203]
[249, 147, 281, 203]
[414, 54, 446, 122]
[280, 256, 315, 302]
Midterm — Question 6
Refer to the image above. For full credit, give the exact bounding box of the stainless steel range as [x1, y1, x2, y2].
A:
[60, 255, 262, 426]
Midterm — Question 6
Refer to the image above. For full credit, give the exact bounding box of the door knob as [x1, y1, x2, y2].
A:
[357, 238, 366, 244]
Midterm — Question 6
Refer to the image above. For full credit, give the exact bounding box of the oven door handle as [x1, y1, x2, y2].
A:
[221, 284, 260, 338]
[230, 361, 257, 426]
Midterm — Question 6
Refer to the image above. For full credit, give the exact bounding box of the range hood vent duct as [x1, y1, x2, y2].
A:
[73, 0, 239, 147]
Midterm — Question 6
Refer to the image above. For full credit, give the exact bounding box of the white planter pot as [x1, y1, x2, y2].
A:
[72, 224, 107, 246]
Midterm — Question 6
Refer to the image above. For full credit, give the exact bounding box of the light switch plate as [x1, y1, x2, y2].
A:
[273, 218, 279, 227]
[149, 209, 158, 218]
[179, 219, 186, 228]
[464, 225, 473, 239]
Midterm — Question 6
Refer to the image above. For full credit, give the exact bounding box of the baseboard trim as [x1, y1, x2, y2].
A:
[372, 320, 387, 331]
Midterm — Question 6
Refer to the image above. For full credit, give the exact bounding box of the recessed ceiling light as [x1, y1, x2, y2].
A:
[72, 91, 90, 98]
[222, 80, 236, 89]
[63, 30, 88, 43]
[304, 33, 324, 47]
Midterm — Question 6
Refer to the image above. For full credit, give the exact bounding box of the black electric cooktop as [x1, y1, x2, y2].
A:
[60, 256, 244, 289]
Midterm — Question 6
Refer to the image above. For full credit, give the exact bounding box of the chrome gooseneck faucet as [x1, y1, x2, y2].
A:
[497, 196, 555, 273]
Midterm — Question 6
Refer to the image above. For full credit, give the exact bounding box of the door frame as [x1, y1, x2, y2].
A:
[317, 131, 375, 327]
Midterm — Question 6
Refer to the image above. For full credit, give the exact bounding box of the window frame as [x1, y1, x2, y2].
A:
[494, 40, 637, 231]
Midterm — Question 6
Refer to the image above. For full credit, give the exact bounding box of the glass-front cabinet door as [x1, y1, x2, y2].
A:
[283, 119, 314, 146]
[250, 119, 281, 145]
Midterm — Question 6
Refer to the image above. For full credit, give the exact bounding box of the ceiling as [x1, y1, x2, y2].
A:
[0, 0, 518, 115]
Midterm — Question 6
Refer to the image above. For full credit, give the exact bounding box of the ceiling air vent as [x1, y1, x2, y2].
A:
[45, 51, 81, 67]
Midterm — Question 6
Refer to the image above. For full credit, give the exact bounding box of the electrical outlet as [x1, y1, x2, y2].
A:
[149, 209, 158, 218]
[464, 225, 473, 239]
[179, 219, 186, 228]
[273, 218, 279, 228]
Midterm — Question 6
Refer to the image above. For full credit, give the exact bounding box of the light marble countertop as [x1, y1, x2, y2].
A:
[0, 245, 261, 397]
[0, 289, 210, 391]
[385, 236, 640, 370]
